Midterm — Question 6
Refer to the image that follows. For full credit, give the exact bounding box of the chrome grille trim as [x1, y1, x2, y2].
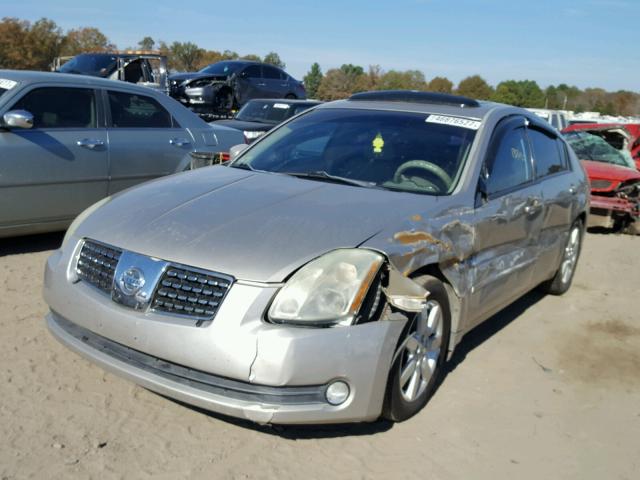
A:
[75, 239, 234, 323]
[151, 265, 234, 321]
[75, 240, 122, 293]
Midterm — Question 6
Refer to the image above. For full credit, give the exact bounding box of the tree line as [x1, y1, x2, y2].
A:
[0, 17, 285, 72]
[1, 17, 638, 116]
[303, 64, 639, 116]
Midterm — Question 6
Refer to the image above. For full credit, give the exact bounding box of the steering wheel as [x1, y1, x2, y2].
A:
[392, 160, 453, 191]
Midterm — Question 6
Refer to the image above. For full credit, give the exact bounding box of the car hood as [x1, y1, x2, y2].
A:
[75, 166, 435, 282]
[581, 160, 640, 182]
[213, 119, 274, 132]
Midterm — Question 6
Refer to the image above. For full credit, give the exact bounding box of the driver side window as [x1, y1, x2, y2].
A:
[485, 125, 532, 196]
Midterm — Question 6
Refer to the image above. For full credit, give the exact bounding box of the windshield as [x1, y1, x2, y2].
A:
[236, 101, 310, 124]
[59, 54, 117, 77]
[564, 131, 633, 168]
[0, 88, 7, 99]
[231, 108, 478, 195]
[198, 61, 243, 75]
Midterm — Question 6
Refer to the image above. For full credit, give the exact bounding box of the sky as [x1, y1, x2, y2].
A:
[3, 0, 638, 91]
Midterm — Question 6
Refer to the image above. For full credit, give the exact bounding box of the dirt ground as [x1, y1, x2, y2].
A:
[0, 231, 638, 480]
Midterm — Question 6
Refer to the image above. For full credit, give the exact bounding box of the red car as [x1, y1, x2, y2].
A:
[563, 131, 640, 233]
[563, 123, 640, 170]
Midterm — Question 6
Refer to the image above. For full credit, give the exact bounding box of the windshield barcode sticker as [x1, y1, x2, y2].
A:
[0, 79, 18, 90]
[426, 114, 481, 130]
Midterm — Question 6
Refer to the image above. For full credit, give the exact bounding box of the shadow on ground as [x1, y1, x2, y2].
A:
[0, 232, 64, 257]
[171, 288, 547, 439]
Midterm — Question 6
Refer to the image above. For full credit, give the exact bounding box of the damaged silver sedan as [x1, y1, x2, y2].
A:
[44, 91, 589, 424]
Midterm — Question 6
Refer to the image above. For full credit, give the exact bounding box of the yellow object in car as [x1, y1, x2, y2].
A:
[373, 133, 384, 154]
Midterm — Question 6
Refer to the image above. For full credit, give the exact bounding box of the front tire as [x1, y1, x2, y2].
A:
[540, 219, 583, 295]
[382, 275, 451, 422]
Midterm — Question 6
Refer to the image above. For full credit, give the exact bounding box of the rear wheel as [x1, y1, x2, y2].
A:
[285, 93, 296, 99]
[540, 219, 583, 295]
[382, 275, 451, 422]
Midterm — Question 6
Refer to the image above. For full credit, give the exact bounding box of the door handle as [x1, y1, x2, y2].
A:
[77, 139, 105, 149]
[169, 138, 191, 147]
[257, 83, 266, 87]
[524, 197, 541, 215]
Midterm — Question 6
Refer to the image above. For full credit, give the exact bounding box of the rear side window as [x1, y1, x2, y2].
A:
[529, 128, 566, 177]
[108, 91, 173, 128]
[12, 87, 96, 128]
[485, 126, 532, 195]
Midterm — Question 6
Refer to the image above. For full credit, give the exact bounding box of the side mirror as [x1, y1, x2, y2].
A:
[3, 110, 34, 129]
[230, 143, 249, 161]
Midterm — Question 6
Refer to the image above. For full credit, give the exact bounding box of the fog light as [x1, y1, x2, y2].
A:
[325, 381, 350, 405]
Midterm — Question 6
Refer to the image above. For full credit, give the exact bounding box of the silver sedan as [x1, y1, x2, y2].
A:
[43, 91, 589, 424]
[0, 70, 243, 238]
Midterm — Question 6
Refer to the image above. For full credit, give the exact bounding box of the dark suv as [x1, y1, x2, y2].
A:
[169, 61, 306, 118]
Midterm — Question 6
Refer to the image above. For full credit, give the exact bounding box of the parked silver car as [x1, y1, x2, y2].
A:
[44, 91, 589, 424]
[0, 70, 243, 238]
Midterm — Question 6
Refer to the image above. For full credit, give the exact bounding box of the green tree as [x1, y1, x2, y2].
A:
[241, 54, 262, 62]
[221, 49, 239, 60]
[610, 90, 637, 116]
[170, 41, 203, 71]
[303, 62, 323, 98]
[61, 27, 114, 55]
[263, 51, 285, 69]
[427, 76, 453, 93]
[0, 17, 66, 70]
[339, 63, 364, 77]
[0, 18, 31, 69]
[376, 69, 426, 90]
[456, 75, 493, 100]
[316, 64, 366, 100]
[137, 36, 155, 50]
[27, 18, 66, 70]
[492, 80, 545, 107]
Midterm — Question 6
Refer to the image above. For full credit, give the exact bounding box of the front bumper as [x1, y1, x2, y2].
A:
[44, 245, 405, 424]
[589, 193, 639, 228]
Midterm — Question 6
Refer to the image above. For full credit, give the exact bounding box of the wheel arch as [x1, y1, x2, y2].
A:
[407, 263, 463, 356]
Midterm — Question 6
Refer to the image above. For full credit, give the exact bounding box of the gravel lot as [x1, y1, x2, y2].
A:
[0, 231, 638, 479]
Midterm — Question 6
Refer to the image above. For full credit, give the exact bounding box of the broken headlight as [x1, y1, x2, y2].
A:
[268, 249, 384, 327]
[590, 179, 614, 190]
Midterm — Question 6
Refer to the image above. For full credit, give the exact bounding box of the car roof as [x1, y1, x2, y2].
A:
[316, 91, 505, 120]
[0, 69, 162, 94]
[204, 60, 285, 69]
[247, 98, 321, 105]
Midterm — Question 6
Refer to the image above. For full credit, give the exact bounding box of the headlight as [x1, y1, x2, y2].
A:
[268, 249, 384, 327]
[62, 196, 111, 248]
[243, 130, 265, 142]
[590, 179, 614, 190]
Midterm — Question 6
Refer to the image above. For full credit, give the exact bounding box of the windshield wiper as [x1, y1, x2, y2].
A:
[281, 171, 376, 188]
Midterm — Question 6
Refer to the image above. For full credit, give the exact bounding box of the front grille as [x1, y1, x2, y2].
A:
[76, 240, 122, 293]
[152, 266, 232, 320]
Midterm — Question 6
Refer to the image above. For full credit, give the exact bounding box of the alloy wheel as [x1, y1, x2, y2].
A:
[560, 226, 580, 284]
[398, 300, 444, 402]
